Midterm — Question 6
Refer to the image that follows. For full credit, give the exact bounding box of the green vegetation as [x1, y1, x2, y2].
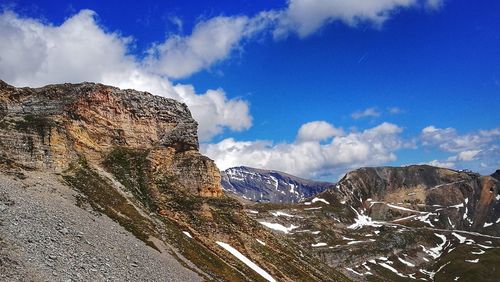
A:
[102, 147, 157, 211]
[435, 245, 500, 281]
[63, 158, 158, 251]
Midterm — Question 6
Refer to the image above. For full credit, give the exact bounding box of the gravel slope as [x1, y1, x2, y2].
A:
[0, 172, 201, 282]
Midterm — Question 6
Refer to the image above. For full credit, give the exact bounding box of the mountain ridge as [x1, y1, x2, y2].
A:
[221, 166, 333, 203]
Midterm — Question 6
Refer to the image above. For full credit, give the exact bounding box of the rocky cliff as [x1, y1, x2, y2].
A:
[0, 81, 347, 282]
[0, 80, 221, 197]
[221, 166, 332, 203]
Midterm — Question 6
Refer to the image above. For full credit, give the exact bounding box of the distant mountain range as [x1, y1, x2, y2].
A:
[221, 166, 332, 203]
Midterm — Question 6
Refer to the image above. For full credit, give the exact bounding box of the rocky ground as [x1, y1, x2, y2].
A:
[0, 171, 201, 282]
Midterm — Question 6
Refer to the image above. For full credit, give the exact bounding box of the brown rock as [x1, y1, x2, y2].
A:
[0, 80, 221, 197]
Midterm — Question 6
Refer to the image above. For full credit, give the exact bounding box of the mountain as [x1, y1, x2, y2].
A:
[248, 165, 500, 281]
[0, 81, 346, 282]
[492, 169, 500, 181]
[1, 81, 499, 282]
[221, 166, 333, 203]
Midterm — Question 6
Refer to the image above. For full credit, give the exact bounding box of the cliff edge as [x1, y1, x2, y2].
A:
[0, 80, 221, 197]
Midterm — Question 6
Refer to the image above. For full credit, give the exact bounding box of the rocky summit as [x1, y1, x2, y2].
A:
[221, 166, 332, 203]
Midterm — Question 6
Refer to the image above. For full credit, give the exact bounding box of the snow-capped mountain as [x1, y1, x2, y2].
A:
[221, 166, 333, 203]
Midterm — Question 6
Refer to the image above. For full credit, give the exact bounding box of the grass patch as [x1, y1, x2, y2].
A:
[435, 245, 500, 281]
[63, 158, 159, 251]
[102, 147, 157, 211]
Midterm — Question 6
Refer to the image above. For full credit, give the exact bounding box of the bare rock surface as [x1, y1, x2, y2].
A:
[0, 171, 201, 282]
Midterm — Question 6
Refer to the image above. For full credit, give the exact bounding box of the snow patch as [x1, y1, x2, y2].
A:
[398, 257, 415, 267]
[312, 197, 330, 204]
[271, 211, 295, 218]
[451, 232, 467, 243]
[347, 240, 365, 245]
[182, 231, 193, 238]
[386, 204, 424, 214]
[259, 222, 298, 234]
[348, 208, 382, 229]
[311, 242, 327, 247]
[465, 259, 479, 263]
[471, 249, 485, 255]
[477, 244, 494, 249]
[256, 239, 266, 246]
[379, 262, 407, 278]
[304, 207, 322, 211]
[417, 213, 435, 227]
[216, 242, 276, 282]
[483, 222, 493, 228]
[447, 217, 455, 228]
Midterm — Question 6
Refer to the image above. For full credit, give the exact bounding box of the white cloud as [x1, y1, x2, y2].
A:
[426, 0, 445, 10]
[0, 10, 252, 141]
[146, 16, 250, 79]
[426, 159, 455, 169]
[297, 121, 344, 142]
[202, 122, 403, 179]
[274, 0, 443, 38]
[456, 150, 481, 161]
[421, 126, 500, 174]
[421, 125, 499, 152]
[388, 107, 403, 114]
[351, 107, 381, 119]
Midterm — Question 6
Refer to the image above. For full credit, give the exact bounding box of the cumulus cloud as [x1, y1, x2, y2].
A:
[426, 159, 455, 169]
[421, 126, 500, 173]
[297, 121, 344, 142]
[274, 0, 444, 38]
[421, 125, 499, 152]
[351, 107, 381, 119]
[456, 150, 481, 161]
[146, 16, 250, 79]
[202, 122, 403, 179]
[0, 9, 252, 141]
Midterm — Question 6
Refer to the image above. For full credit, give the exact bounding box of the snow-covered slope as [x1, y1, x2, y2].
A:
[221, 166, 333, 203]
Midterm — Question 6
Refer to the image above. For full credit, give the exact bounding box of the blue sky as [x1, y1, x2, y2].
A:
[1, 0, 499, 180]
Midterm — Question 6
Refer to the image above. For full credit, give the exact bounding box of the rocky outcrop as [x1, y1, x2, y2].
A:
[334, 165, 500, 235]
[221, 166, 332, 203]
[0, 80, 221, 197]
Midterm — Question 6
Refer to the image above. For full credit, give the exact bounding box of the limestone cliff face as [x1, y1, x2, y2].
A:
[0, 80, 222, 197]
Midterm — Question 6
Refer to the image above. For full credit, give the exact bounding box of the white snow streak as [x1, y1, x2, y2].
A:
[312, 197, 330, 204]
[216, 241, 276, 282]
[259, 222, 298, 234]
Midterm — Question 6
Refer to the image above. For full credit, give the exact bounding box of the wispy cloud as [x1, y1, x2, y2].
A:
[387, 107, 404, 114]
[421, 126, 500, 173]
[351, 107, 381, 119]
